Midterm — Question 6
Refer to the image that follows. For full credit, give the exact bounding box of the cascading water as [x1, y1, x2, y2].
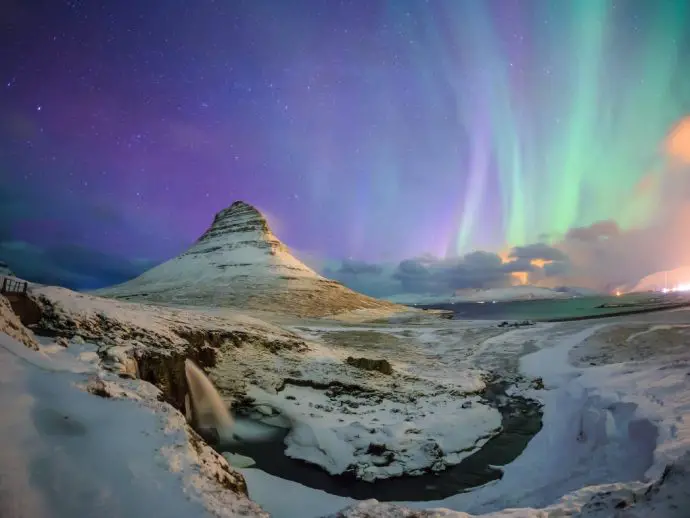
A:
[183, 359, 236, 444]
[183, 359, 284, 449]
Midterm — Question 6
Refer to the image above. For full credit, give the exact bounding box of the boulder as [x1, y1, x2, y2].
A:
[0, 294, 39, 350]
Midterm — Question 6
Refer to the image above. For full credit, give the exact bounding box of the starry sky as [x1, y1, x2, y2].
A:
[2, 0, 690, 292]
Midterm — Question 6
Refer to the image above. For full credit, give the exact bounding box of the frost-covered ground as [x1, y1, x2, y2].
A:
[241, 311, 690, 518]
[3, 286, 690, 518]
[240, 323, 507, 482]
[28, 287, 508, 483]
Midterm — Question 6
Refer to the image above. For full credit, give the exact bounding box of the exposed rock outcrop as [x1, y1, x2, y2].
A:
[0, 294, 39, 350]
[30, 286, 308, 410]
[95, 201, 403, 317]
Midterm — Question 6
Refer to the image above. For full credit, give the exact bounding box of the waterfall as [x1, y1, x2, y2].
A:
[184, 359, 235, 444]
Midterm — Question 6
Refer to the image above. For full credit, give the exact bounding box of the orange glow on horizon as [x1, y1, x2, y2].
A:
[666, 117, 690, 163]
[512, 271, 529, 285]
[530, 258, 552, 269]
[499, 250, 553, 285]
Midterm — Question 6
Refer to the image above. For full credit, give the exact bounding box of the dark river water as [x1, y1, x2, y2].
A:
[420, 293, 690, 322]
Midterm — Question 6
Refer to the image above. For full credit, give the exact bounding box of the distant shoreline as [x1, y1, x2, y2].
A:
[416, 295, 690, 323]
[542, 300, 690, 322]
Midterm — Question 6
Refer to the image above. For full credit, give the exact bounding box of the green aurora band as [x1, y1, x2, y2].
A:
[391, 0, 690, 255]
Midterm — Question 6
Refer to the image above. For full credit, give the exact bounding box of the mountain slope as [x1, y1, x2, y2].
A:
[96, 201, 401, 317]
[631, 265, 690, 292]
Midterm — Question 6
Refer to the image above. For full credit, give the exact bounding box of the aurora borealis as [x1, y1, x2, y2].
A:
[1, 1, 690, 292]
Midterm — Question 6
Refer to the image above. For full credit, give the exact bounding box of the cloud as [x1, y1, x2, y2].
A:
[502, 257, 536, 273]
[392, 251, 522, 294]
[337, 259, 383, 275]
[321, 245, 579, 298]
[543, 260, 570, 277]
[509, 242, 568, 261]
[541, 151, 690, 290]
[521, 116, 690, 292]
[318, 251, 530, 298]
[565, 220, 620, 242]
[0, 241, 159, 290]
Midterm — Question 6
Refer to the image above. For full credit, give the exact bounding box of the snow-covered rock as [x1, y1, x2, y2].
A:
[96, 201, 403, 317]
[0, 294, 38, 350]
[30, 285, 308, 406]
[631, 265, 690, 292]
[0, 331, 267, 518]
[249, 382, 501, 482]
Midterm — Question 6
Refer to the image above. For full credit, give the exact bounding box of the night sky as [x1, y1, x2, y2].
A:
[2, 1, 690, 293]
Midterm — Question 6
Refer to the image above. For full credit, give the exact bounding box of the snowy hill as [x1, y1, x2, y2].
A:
[631, 265, 690, 292]
[96, 201, 401, 317]
[386, 285, 598, 305]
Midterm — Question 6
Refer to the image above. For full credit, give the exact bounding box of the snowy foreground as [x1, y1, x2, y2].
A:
[0, 333, 265, 518]
[2, 287, 690, 517]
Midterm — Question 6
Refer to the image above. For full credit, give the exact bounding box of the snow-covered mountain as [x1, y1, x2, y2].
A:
[96, 201, 400, 317]
[631, 265, 690, 292]
[386, 285, 601, 305]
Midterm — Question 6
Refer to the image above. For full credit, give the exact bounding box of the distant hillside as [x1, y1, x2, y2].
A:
[631, 266, 690, 292]
[386, 285, 601, 305]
